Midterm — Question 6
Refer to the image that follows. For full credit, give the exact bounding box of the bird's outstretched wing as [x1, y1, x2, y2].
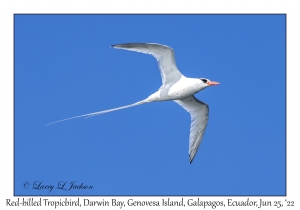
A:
[111, 43, 183, 86]
[174, 96, 209, 163]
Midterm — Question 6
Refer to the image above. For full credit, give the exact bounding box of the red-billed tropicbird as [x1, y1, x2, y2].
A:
[47, 43, 220, 163]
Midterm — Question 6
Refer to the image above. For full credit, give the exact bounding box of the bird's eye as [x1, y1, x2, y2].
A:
[200, 78, 207, 83]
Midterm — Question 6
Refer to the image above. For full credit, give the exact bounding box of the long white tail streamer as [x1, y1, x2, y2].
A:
[46, 99, 148, 126]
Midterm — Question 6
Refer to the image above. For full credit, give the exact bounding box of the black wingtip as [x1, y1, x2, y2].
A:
[111, 43, 158, 48]
[110, 43, 132, 48]
[189, 156, 193, 164]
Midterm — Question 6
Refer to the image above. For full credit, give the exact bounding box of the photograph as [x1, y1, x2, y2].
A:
[14, 14, 286, 196]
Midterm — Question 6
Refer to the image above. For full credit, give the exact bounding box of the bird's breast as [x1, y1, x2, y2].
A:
[167, 77, 202, 99]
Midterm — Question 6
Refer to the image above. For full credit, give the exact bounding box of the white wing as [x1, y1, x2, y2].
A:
[111, 43, 183, 85]
[174, 96, 209, 163]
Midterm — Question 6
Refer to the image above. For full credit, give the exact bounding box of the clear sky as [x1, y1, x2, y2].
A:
[15, 14, 286, 196]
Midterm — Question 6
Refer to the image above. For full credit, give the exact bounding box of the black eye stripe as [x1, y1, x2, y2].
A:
[200, 79, 207, 83]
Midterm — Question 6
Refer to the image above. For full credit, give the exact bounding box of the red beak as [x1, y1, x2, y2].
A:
[207, 81, 220, 86]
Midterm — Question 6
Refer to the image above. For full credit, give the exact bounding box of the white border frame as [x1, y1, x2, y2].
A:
[1, 0, 299, 209]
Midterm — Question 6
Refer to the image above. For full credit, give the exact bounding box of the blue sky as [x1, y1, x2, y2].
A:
[15, 14, 286, 196]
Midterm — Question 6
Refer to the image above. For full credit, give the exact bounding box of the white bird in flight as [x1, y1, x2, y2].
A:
[47, 43, 220, 163]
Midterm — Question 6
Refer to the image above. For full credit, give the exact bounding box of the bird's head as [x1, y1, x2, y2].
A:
[199, 78, 220, 87]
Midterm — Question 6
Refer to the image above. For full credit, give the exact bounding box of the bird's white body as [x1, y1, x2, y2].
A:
[167, 77, 206, 99]
[48, 43, 219, 163]
[147, 76, 206, 102]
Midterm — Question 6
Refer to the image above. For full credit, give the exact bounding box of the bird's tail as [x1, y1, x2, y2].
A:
[46, 99, 148, 126]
